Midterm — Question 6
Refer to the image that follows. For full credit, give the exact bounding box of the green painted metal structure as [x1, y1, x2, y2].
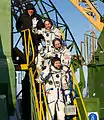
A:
[88, 29, 104, 118]
[0, 0, 16, 118]
[76, 98, 100, 119]
[84, 98, 100, 114]
[0, 95, 8, 120]
[0, 0, 103, 119]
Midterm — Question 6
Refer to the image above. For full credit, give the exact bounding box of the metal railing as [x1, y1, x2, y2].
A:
[71, 65, 89, 120]
[21, 29, 35, 65]
[22, 29, 50, 120]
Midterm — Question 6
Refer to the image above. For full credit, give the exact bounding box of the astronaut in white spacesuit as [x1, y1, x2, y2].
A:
[35, 18, 61, 52]
[40, 57, 71, 120]
[44, 38, 71, 67]
[36, 37, 71, 73]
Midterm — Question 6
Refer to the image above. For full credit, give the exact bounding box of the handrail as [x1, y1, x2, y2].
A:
[73, 80, 81, 120]
[21, 29, 35, 65]
[73, 99, 82, 120]
[31, 83, 38, 120]
[28, 29, 35, 65]
[71, 65, 89, 120]
[42, 84, 51, 120]
[36, 67, 50, 119]
[39, 82, 42, 120]
[59, 26, 86, 119]
[21, 28, 51, 120]
[29, 68, 40, 120]
[72, 74, 78, 120]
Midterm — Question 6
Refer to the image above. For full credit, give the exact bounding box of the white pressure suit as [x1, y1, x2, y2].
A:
[44, 46, 71, 67]
[35, 43, 45, 71]
[37, 25, 61, 52]
[40, 65, 71, 120]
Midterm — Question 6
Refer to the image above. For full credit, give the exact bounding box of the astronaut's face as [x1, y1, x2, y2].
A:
[44, 21, 52, 30]
[28, 9, 34, 16]
[54, 60, 61, 69]
[54, 40, 61, 49]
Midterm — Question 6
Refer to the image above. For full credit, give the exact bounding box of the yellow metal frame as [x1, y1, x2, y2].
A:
[29, 68, 40, 120]
[20, 64, 28, 70]
[42, 85, 51, 120]
[70, 0, 104, 32]
[20, 29, 35, 70]
[71, 65, 89, 120]
[60, 27, 65, 40]
[16, 28, 52, 120]
[22, 29, 35, 65]
[29, 68, 50, 120]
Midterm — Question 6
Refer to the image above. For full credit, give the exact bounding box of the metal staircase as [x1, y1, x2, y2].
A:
[11, 0, 89, 120]
[19, 29, 89, 120]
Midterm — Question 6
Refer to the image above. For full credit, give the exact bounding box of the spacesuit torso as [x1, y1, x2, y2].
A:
[38, 25, 61, 52]
[53, 46, 71, 66]
[41, 65, 70, 101]
[44, 46, 71, 66]
[40, 65, 71, 120]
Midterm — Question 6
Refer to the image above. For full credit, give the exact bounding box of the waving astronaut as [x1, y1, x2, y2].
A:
[35, 18, 61, 52]
[40, 57, 72, 120]
[44, 38, 71, 67]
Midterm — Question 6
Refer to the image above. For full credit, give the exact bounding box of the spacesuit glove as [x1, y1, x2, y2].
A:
[41, 73, 51, 83]
[64, 89, 70, 95]
[32, 27, 38, 34]
[44, 52, 52, 58]
[64, 90, 71, 105]
[32, 17, 38, 28]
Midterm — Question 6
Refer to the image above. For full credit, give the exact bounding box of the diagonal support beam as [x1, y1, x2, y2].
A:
[70, 0, 104, 31]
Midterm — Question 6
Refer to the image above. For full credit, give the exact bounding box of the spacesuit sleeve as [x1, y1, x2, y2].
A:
[61, 71, 69, 90]
[64, 48, 72, 66]
[40, 67, 51, 82]
[44, 50, 55, 58]
[53, 27, 61, 38]
[62, 65, 72, 85]
[44, 52, 52, 58]
[43, 47, 54, 58]
[32, 27, 43, 35]
[37, 29, 43, 34]
[32, 28, 45, 38]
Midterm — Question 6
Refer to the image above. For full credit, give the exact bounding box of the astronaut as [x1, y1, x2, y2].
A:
[44, 38, 71, 67]
[33, 18, 61, 52]
[40, 57, 72, 120]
